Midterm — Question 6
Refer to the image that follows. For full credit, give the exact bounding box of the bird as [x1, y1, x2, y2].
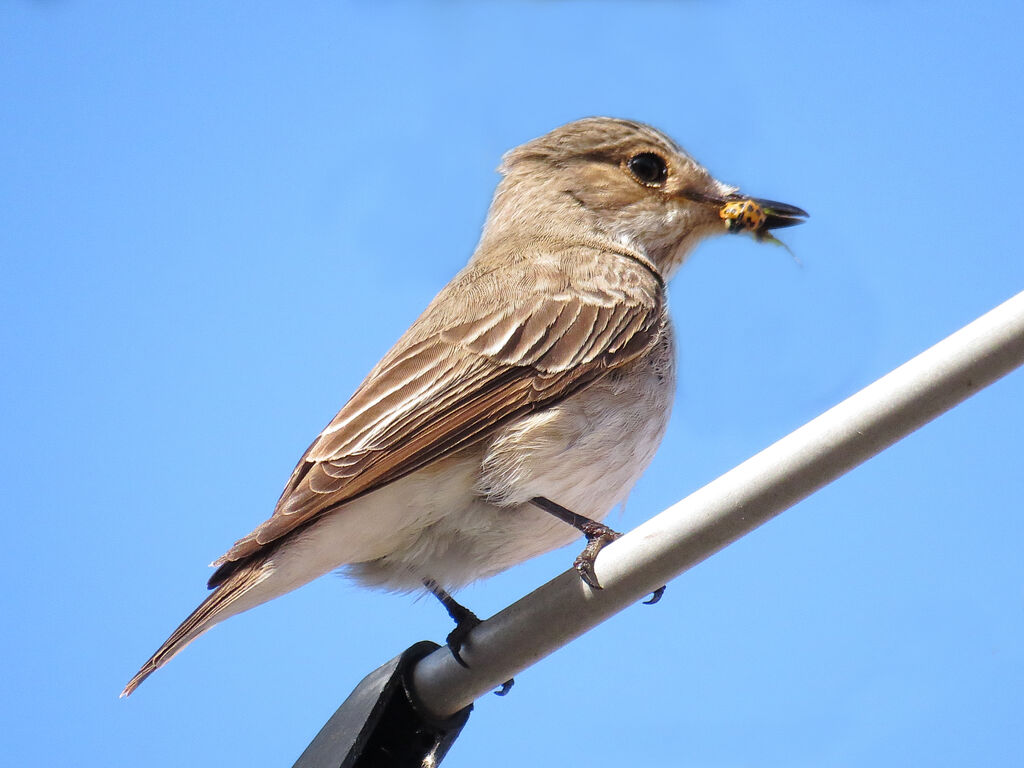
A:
[122, 117, 806, 696]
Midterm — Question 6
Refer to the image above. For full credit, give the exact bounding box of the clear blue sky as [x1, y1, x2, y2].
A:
[3, 2, 1022, 766]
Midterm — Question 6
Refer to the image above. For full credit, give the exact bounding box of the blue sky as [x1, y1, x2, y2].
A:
[3, 2, 1023, 766]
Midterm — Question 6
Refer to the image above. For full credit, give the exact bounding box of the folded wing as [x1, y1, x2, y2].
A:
[209, 253, 665, 585]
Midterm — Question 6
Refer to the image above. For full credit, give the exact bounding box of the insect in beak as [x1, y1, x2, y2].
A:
[720, 196, 808, 236]
[719, 196, 808, 256]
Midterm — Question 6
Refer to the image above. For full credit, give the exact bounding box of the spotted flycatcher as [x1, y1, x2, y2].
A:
[123, 118, 805, 695]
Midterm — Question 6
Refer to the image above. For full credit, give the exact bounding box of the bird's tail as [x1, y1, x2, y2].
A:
[121, 558, 271, 697]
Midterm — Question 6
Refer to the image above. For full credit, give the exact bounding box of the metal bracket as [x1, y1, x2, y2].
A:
[292, 641, 471, 768]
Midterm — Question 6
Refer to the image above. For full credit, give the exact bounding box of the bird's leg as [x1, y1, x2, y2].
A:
[530, 496, 666, 603]
[422, 579, 514, 696]
[423, 579, 479, 667]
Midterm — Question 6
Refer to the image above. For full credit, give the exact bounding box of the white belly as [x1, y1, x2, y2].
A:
[333, 326, 677, 591]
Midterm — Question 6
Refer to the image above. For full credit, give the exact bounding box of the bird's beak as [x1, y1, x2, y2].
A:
[744, 197, 808, 231]
[714, 193, 808, 238]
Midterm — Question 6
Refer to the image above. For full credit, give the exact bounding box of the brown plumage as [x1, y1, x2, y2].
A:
[212, 242, 665, 576]
[122, 118, 804, 697]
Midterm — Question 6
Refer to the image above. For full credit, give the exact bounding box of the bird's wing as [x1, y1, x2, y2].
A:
[210, 251, 665, 581]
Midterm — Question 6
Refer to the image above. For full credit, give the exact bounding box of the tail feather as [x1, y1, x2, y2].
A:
[121, 562, 268, 697]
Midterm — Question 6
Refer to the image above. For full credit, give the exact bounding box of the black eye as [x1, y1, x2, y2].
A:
[627, 152, 668, 186]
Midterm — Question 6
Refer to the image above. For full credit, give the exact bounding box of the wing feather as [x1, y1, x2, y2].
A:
[210, 251, 665, 579]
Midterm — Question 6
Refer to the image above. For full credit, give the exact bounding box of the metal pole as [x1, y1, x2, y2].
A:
[410, 289, 1024, 719]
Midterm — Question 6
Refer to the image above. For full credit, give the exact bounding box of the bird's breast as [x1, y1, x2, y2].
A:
[477, 323, 676, 517]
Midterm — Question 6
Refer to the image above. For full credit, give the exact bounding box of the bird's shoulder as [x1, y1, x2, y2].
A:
[407, 236, 666, 361]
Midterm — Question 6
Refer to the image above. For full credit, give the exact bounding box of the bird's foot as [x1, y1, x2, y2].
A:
[574, 521, 622, 589]
[528, 498, 666, 601]
[444, 608, 480, 669]
[424, 578, 514, 693]
[444, 611, 515, 695]
[572, 523, 666, 603]
[424, 579, 481, 668]
[444, 610, 483, 671]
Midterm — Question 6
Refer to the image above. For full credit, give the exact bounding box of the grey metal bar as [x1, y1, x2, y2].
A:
[410, 289, 1024, 719]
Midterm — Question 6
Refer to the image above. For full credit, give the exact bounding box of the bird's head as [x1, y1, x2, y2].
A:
[484, 117, 806, 279]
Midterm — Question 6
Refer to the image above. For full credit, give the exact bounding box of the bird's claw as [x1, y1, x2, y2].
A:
[643, 585, 667, 605]
[436, 592, 513, 695]
[445, 612, 481, 669]
[573, 522, 622, 589]
[570, 522, 665, 602]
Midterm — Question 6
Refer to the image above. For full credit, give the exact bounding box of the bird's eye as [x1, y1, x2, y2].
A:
[627, 152, 668, 187]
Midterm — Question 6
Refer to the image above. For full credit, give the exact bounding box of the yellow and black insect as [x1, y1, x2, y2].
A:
[719, 199, 767, 234]
[719, 196, 808, 252]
